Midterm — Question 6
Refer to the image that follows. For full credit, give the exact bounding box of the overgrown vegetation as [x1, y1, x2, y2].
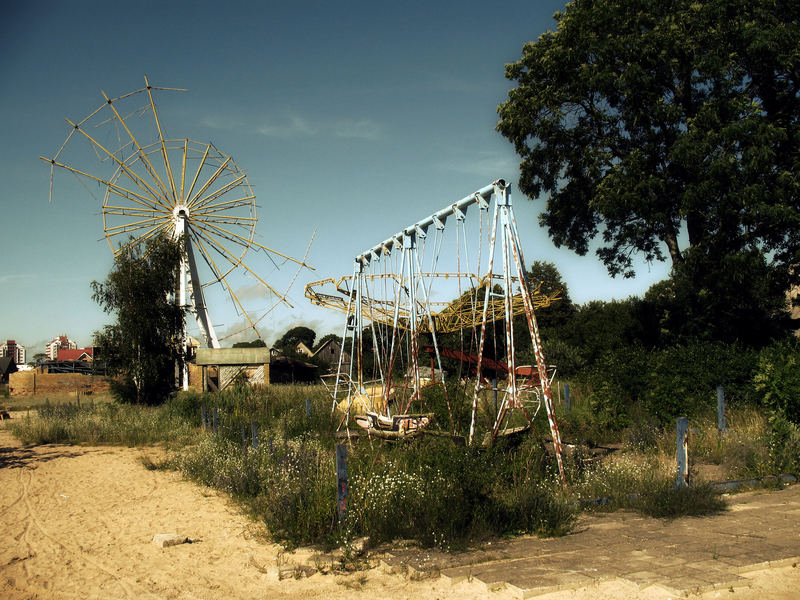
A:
[11, 361, 800, 551]
[10, 398, 194, 446]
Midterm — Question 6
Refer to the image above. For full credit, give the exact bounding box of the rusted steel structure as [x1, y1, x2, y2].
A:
[307, 180, 566, 485]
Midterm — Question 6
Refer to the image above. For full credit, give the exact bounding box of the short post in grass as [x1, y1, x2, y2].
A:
[491, 377, 498, 418]
[251, 420, 259, 449]
[201, 406, 207, 429]
[716, 386, 727, 433]
[676, 416, 689, 489]
[305, 397, 311, 418]
[564, 384, 571, 412]
[212, 407, 218, 435]
[336, 444, 348, 524]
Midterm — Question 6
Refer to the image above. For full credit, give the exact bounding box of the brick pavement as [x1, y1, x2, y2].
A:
[380, 484, 800, 598]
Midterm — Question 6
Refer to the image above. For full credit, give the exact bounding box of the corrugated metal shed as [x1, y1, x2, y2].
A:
[195, 348, 271, 366]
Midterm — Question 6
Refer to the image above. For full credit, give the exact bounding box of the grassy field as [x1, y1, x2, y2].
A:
[10, 384, 776, 550]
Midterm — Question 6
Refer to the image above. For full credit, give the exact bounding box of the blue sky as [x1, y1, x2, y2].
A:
[0, 0, 671, 355]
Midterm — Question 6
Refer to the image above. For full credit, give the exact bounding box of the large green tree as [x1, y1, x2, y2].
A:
[91, 235, 185, 404]
[274, 326, 317, 353]
[498, 0, 800, 288]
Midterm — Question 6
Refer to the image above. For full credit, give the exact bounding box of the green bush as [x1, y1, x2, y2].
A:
[585, 345, 649, 430]
[635, 481, 727, 519]
[767, 414, 800, 475]
[642, 342, 758, 422]
[581, 342, 759, 430]
[754, 339, 800, 424]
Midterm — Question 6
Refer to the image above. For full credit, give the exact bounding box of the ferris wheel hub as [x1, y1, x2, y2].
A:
[173, 204, 191, 220]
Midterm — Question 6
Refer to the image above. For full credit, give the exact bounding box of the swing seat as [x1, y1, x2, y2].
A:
[357, 411, 433, 435]
[335, 383, 390, 415]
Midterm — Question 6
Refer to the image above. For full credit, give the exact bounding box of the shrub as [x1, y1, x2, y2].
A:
[175, 432, 337, 545]
[754, 339, 800, 424]
[642, 342, 758, 422]
[635, 480, 727, 519]
[767, 414, 800, 475]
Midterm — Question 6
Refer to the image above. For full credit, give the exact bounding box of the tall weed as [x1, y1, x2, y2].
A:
[11, 401, 194, 446]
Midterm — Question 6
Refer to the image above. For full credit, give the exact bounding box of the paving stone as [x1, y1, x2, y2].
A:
[397, 485, 800, 596]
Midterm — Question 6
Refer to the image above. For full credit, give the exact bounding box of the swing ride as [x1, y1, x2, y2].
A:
[306, 179, 566, 484]
[41, 77, 312, 388]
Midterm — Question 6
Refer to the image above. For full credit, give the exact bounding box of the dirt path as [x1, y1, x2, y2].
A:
[1, 419, 799, 600]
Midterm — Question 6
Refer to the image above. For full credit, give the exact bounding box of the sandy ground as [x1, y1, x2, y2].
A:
[1, 419, 799, 600]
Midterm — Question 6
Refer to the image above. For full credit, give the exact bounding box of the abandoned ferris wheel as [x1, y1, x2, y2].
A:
[41, 76, 312, 384]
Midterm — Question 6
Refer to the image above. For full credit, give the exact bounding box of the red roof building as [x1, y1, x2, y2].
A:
[46, 335, 77, 361]
[56, 347, 94, 362]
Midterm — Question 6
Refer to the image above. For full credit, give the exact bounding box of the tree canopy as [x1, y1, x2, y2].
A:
[498, 0, 800, 284]
[274, 326, 317, 353]
[526, 260, 576, 331]
[91, 235, 185, 404]
[232, 339, 267, 348]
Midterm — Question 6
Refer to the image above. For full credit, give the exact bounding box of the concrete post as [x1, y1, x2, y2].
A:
[251, 421, 259, 449]
[336, 444, 348, 523]
[676, 416, 689, 489]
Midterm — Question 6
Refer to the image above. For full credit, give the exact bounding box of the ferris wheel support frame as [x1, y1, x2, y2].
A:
[174, 210, 221, 390]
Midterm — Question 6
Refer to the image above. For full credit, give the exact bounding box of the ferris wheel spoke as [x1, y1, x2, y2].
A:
[64, 119, 173, 210]
[192, 233, 235, 284]
[103, 184, 170, 213]
[101, 89, 173, 202]
[183, 143, 212, 204]
[112, 221, 173, 256]
[208, 265, 256, 324]
[190, 174, 248, 210]
[192, 220, 254, 250]
[196, 211, 255, 225]
[192, 195, 256, 216]
[196, 217, 255, 231]
[42, 157, 169, 213]
[187, 157, 232, 206]
[193, 225, 290, 303]
[144, 75, 179, 203]
[179, 139, 188, 204]
[103, 205, 162, 216]
[105, 216, 166, 235]
[196, 219, 310, 268]
[192, 233, 268, 334]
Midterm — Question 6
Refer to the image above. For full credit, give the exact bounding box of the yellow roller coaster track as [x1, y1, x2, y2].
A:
[304, 273, 561, 333]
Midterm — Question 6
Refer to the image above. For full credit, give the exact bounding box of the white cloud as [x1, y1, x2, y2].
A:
[234, 282, 276, 302]
[257, 113, 318, 138]
[201, 110, 381, 141]
[332, 118, 381, 140]
[0, 274, 35, 284]
[200, 115, 244, 130]
[436, 150, 519, 179]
